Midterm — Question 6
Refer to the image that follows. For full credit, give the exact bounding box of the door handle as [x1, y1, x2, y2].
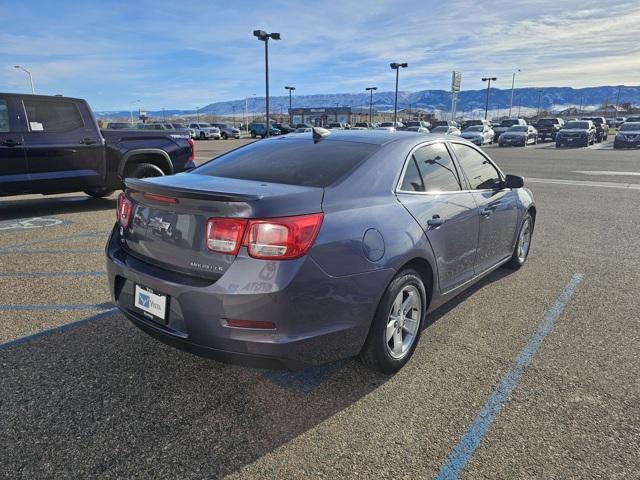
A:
[79, 138, 97, 145]
[480, 209, 493, 218]
[427, 215, 445, 228]
[1, 139, 22, 147]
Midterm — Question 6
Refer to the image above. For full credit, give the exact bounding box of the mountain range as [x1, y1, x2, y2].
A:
[95, 85, 640, 119]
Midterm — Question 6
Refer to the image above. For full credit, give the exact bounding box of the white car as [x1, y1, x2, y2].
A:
[460, 125, 495, 146]
[188, 122, 221, 140]
[431, 126, 461, 136]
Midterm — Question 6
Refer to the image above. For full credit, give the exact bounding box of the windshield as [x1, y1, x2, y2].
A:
[508, 126, 528, 132]
[620, 123, 640, 131]
[500, 120, 519, 127]
[537, 119, 557, 126]
[199, 123, 211, 128]
[465, 126, 483, 132]
[565, 122, 589, 129]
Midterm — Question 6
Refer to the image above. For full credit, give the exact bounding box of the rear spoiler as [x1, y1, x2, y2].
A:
[124, 178, 262, 202]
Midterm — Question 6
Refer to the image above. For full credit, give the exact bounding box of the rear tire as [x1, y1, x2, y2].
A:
[222, 132, 228, 140]
[505, 213, 533, 269]
[199, 132, 206, 140]
[125, 163, 165, 179]
[84, 188, 115, 198]
[250, 131, 257, 138]
[360, 269, 427, 374]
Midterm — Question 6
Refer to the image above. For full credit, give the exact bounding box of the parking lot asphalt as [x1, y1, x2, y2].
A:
[1, 137, 639, 479]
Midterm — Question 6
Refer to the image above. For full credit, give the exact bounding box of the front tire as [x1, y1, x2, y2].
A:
[505, 213, 533, 269]
[221, 132, 228, 140]
[199, 132, 206, 140]
[360, 269, 427, 374]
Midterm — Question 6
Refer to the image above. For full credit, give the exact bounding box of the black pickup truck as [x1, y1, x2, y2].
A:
[535, 117, 564, 141]
[0, 93, 195, 198]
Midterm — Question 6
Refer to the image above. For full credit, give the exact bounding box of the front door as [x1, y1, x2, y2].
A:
[449, 142, 518, 273]
[21, 97, 104, 193]
[396, 141, 479, 293]
[0, 96, 29, 195]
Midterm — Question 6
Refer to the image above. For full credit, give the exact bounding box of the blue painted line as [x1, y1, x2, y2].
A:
[0, 248, 103, 256]
[0, 231, 108, 252]
[264, 360, 345, 393]
[0, 308, 119, 351]
[0, 303, 113, 312]
[433, 273, 583, 480]
[0, 271, 106, 277]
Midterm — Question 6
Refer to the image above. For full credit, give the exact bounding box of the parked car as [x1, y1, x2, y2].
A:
[379, 121, 405, 129]
[498, 125, 538, 147]
[0, 93, 195, 198]
[248, 122, 281, 138]
[492, 119, 527, 140]
[461, 119, 492, 130]
[460, 125, 495, 145]
[106, 122, 133, 129]
[404, 121, 431, 130]
[189, 123, 221, 140]
[406, 126, 430, 133]
[580, 117, 608, 142]
[294, 127, 312, 133]
[431, 126, 461, 136]
[555, 120, 596, 147]
[137, 123, 171, 130]
[327, 122, 349, 129]
[535, 118, 564, 142]
[212, 123, 241, 140]
[295, 123, 313, 129]
[431, 120, 458, 129]
[272, 123, 295, 134]
[624, 116, 640, 124]
[106, 131, 535, 373]
[610, 117, 626, 128]
[353, 122, 373, 129]
[613, 122, 640, 149]
[171, 123, 188, 130]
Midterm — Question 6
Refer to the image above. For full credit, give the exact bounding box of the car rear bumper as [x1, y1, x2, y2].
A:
[105, 225, 391, 369]
[614, 138, 640, 148]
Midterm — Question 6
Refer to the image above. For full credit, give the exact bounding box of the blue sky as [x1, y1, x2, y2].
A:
[1, 0, 639, 110]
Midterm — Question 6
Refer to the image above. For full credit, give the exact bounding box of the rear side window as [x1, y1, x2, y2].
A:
[451, 143, 501, 190]
[193, 138, 379, 188]
[23, 99, 84, 132]
[0, 100, 9, 132]
[400, 142, 461, 192]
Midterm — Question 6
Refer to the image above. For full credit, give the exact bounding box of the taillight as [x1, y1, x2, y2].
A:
[117, 192, 133, 229]
[187, 138, 195, 161]
[206, 218, 248, 254]
[244, 213, 323, 260]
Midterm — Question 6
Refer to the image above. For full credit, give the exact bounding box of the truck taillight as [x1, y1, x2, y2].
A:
[187, 138, 195, 161]
[117, 192, 133, 229]
[205, 213, 324, 259]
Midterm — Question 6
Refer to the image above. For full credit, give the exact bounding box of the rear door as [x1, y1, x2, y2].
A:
[396, 141, 479, 293]
[450, 142, 518, 273]
[22, 97, 104, 193]
[0, 96, 29, 195]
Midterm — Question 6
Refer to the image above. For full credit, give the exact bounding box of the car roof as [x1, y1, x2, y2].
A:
[276, 129, 473, 147]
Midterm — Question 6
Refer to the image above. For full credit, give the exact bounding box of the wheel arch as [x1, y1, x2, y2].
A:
[118, 149, 173, 178]
[397, 257, 435, 310]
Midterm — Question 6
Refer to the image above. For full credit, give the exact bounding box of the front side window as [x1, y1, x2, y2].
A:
[451, 143, 501, 190]
[23, 99, 84, 132]
[400, 142, 462, 193]
[0, 99, 10, 132]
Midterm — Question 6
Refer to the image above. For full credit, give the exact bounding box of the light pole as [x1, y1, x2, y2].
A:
[509, 69, 520, 118]
[615, 85, 622, 118]
[232, 105, 236, 127]
[536, 89, 543, 118]
[196, 107, 200, 122]
[390, 63, 408, 127]
[366, 87, 377, 124]
[284, 86, 295, 124]
[14, 65, 35, 94]
[481, 77, 497, 120]
[253, 30, 281, 138]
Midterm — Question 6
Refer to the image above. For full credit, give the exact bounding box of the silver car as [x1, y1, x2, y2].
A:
[461, 125, 495, 146]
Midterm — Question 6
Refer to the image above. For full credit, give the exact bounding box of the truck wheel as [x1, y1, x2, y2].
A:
[84, 188, 115, 198]
[250, 131, 257, 138]
[221, 132, 228, 140]
[126, 163, 164, 179]
[199, 132, 206, 140]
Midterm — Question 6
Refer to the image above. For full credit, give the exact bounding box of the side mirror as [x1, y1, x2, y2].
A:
[504, 174, 524, 189]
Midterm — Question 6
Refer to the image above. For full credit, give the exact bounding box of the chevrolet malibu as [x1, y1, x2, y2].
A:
[106, 130, 535, 373]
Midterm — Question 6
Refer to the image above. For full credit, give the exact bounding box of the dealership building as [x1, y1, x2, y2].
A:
[289, 107, 376, 126]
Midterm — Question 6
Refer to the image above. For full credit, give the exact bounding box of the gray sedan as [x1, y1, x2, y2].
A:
[106, 130, 535, 373]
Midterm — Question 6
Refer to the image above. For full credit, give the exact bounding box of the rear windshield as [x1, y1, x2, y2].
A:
[508, 126, 528, 132]
[192, 138, 379, 188]
[500, 120, 519, 127]
[620, 123, 640, 131]
[537, 119, 558, 125]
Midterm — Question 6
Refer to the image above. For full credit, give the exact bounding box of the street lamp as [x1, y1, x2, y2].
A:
[537, 89, 543, 118]
[481, 77, 497, 120]
[284, 86, 295, 124]
[509, 69, 520, 118]
[366, 86, 377, 124]
[14, 65, 35, 94]
[390, 62, 408, 127]
[253, 30, 281, 137]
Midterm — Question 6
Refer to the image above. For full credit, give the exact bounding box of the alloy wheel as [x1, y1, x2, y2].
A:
[385, 285, 422, 359]
[517, 218, 531, 262]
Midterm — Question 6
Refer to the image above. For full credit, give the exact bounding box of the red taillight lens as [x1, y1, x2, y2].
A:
[117, 192, 133, 229]
[187, 138, 195, 161]
[244, 213, 323, 260]
[206, 218, 248, 254]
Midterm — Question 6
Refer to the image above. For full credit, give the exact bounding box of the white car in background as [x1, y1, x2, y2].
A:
[188, 122, 221, 140]
[460, 125, 495, 146]
[431, 126, 461, 136]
